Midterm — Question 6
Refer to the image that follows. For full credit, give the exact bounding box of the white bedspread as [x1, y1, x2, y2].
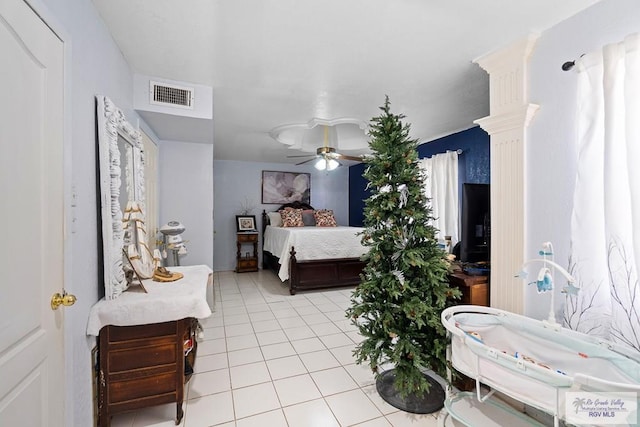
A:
[263, 225, 367, 281]
[86, 264, 213, 336]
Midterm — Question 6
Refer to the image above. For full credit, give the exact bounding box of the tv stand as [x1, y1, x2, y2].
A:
[449, 271, 489, 306]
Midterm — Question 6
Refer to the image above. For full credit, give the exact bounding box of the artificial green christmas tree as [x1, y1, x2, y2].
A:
[347, 97, 459, 406]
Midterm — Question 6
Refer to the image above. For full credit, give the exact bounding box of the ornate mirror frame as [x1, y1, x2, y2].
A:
[97, 95, 146, 299]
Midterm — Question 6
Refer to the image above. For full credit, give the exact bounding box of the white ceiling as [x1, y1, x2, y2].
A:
[92, 0, 600, 164]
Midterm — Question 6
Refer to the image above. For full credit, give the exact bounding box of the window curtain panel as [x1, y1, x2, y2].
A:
[418, 151, 459, 245]
[564, 33, 640, 351]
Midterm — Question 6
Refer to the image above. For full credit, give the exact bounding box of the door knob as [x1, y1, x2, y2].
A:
[51, 291, 77, 310]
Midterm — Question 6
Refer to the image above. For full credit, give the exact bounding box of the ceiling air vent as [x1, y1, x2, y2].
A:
[149, 81, 194, 110]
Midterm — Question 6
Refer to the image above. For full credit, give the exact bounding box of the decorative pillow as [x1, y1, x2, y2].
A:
[302, 209, 316, 226]
[267, 211, 282, 227]
[314, 209, 337, 227]
[279, 207, 304, 227]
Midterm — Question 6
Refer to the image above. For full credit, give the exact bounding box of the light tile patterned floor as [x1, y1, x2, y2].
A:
[109, 270, 442, 427]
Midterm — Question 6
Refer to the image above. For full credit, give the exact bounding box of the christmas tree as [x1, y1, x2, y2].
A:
[347, 97, 459, 399]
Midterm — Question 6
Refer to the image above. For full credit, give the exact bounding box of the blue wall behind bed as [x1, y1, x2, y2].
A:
[348, 126, 490, 226]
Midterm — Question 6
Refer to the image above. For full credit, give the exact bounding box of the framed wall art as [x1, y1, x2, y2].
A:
[236, 215, 257, 232]
[261, 171, 311, 204]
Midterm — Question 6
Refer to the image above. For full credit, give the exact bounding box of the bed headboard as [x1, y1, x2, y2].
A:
[261, 202, 315, 235]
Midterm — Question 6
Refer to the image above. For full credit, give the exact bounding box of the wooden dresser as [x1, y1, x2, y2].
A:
[87, 265, 213, 427]
[97, 319, 197, 426]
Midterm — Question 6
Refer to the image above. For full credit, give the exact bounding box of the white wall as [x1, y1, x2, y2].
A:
[526, 0, 640, 320]
[159, 141, 214, 268]
[31, 0, 148, 425]
[213, 160, 350, 271]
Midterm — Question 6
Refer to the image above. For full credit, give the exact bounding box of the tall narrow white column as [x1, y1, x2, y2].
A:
[474, 34, 539, 314]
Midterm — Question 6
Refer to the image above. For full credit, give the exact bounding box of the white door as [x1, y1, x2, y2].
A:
[0, 0, 66, 425]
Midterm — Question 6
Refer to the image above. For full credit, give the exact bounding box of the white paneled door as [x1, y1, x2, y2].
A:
[0, 0, 66, 426]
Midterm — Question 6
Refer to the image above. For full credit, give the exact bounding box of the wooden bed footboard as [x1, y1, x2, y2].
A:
[288, 247, 365, 295]
[261, 247, 365, 295]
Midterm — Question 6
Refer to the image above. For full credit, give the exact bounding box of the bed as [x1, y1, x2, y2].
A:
[261, 202, 367, 295]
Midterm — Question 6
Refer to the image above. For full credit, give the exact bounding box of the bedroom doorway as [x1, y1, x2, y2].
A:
[0, 0, 66, 425]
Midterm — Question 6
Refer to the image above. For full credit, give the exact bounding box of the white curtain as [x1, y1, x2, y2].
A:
[564, 33, 640, 351]
[419, 151, 459, 245]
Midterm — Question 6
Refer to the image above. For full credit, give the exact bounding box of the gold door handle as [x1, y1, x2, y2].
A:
[51, 291, 77, 310]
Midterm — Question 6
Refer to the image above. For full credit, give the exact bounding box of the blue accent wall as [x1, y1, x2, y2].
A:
[348, 126, 490, 226]
[348, 162, 369, 226]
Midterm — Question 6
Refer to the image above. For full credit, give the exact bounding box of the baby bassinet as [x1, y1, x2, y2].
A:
[440, 305, 640, 427]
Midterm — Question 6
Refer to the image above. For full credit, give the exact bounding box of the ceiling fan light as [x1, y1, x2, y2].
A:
[327, 159, 339, 170]
[314, 158, 327, 170]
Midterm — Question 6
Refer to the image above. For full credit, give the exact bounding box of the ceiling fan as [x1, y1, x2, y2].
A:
[287, 126, 363, 170]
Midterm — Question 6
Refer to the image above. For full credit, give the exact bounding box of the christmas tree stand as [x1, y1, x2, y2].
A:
[376, 369, 445, 414]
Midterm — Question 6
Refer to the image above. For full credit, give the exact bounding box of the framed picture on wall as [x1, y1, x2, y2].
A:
[236, 215, 257, 232]
[261, 171, 311, 204]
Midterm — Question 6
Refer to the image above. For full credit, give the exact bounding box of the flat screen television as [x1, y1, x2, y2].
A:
[460, 183, 490, 263]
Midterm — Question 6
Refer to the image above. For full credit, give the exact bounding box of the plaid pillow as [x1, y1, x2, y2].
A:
[279, 207, 304, 227]
[314, 209, 337, 227]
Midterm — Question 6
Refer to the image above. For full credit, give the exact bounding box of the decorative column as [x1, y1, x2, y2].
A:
[474, 34, 539, 314]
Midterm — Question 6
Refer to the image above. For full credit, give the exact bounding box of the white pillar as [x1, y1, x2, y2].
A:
[474, 34, 539, 314]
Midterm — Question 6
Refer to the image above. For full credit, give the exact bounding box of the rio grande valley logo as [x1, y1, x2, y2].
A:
[566, 392, 637, 425]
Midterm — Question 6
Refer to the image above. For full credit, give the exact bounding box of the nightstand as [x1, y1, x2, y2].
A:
[236, 232, 259, 272]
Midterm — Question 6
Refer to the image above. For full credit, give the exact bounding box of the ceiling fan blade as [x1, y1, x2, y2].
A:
[295, 158, 317, 166]
[335, 154, 363, 162]
[287, 154, 316, 158]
